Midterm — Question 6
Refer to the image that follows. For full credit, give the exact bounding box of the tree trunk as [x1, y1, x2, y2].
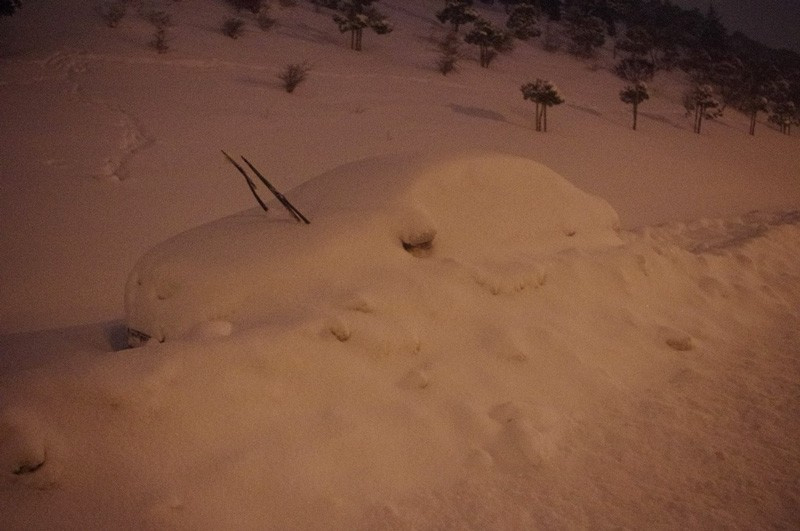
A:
[632, 101, 638, 130]
[543, 105, 548, 132]
[535, 103, 542, 131]
[749, 110, 756, 136]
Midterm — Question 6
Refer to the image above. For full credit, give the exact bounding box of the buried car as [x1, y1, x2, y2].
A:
[124, 151, 621, 346]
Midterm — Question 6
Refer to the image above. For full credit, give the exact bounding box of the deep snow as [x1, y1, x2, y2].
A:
[1, 1, 799, 529]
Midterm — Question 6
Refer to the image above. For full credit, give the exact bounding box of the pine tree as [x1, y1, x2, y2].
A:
[769, 101, 798, 135]
[613, 26, 655, 82]
[333, 0, 392, 51]
[436, 0, 478, 34]
[505, 3, 541, 40]
[564, 10, 605, 58]
[619, 81, 649, 130]
[464, 19, 509, 67]
[521, 79, 564, 132]
[683, 83, 721, 134]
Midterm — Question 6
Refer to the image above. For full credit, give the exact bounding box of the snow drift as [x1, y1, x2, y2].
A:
[125, 152, 621, 343]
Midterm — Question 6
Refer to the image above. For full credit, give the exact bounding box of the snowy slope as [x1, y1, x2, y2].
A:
[1, 0, 799, 333]
[1, 1, 799, 529]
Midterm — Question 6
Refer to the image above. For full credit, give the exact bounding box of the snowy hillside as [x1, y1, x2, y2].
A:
[1, 1, 799, 529]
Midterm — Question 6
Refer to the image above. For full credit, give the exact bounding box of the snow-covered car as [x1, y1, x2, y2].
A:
[124, 151, 620, 345]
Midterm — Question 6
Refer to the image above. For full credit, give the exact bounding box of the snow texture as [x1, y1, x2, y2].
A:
[1, 1, 799, 528]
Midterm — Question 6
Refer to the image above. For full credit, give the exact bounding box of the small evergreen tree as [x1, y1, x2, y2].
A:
[521, 78, 564, 132]
[333, 0, 392, 51]
[436, 0, 478, 34]
[684, 83, 721, 134]
[505, 3, 540, 40]
[464, 18, 508, 67]
[619, 81, 649, 130]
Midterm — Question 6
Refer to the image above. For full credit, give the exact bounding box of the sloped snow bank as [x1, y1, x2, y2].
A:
[125, 152, 621, 342]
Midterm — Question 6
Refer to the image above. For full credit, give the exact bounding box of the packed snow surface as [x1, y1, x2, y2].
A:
[1, 0, 799, 528]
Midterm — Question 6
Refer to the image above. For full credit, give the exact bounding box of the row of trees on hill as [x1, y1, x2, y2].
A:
[36, 0, 797, 136]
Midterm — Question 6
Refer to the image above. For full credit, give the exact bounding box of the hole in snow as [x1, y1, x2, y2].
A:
[402, 239, 433, 257]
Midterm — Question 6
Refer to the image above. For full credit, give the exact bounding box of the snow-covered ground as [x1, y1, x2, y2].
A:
[1, 1, 799, 528]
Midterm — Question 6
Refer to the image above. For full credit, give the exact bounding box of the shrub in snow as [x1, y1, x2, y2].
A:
[333, 0, 393, 51]
[505, 3, 541, 41]
[98, 1, 126, 28]
[619, 82, 649, 130]
[278, 62, 310, 93]
[222, 17, 246, 39]
[435, 0, 478, 34]
[436, 31, 461, 75]
[521, 79, 564, 132]
[464, 18, 509, 68]
[683, 83, 721, 134]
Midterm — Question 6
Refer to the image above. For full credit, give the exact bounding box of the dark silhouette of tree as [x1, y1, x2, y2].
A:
[684, 83, 721, 134]
[464, 18, 509, 67]
[521, 78, 564, 131]
[333, 0, 392, 51]
[620, 81, 649, 130]
[506, 3, 541, 40]
[564, 9, 605, 57]
[769, 101, 797, 135]
[436, 0, 477, 34]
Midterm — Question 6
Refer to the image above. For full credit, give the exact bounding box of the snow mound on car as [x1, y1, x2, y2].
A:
[125, 151, 621, 342]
